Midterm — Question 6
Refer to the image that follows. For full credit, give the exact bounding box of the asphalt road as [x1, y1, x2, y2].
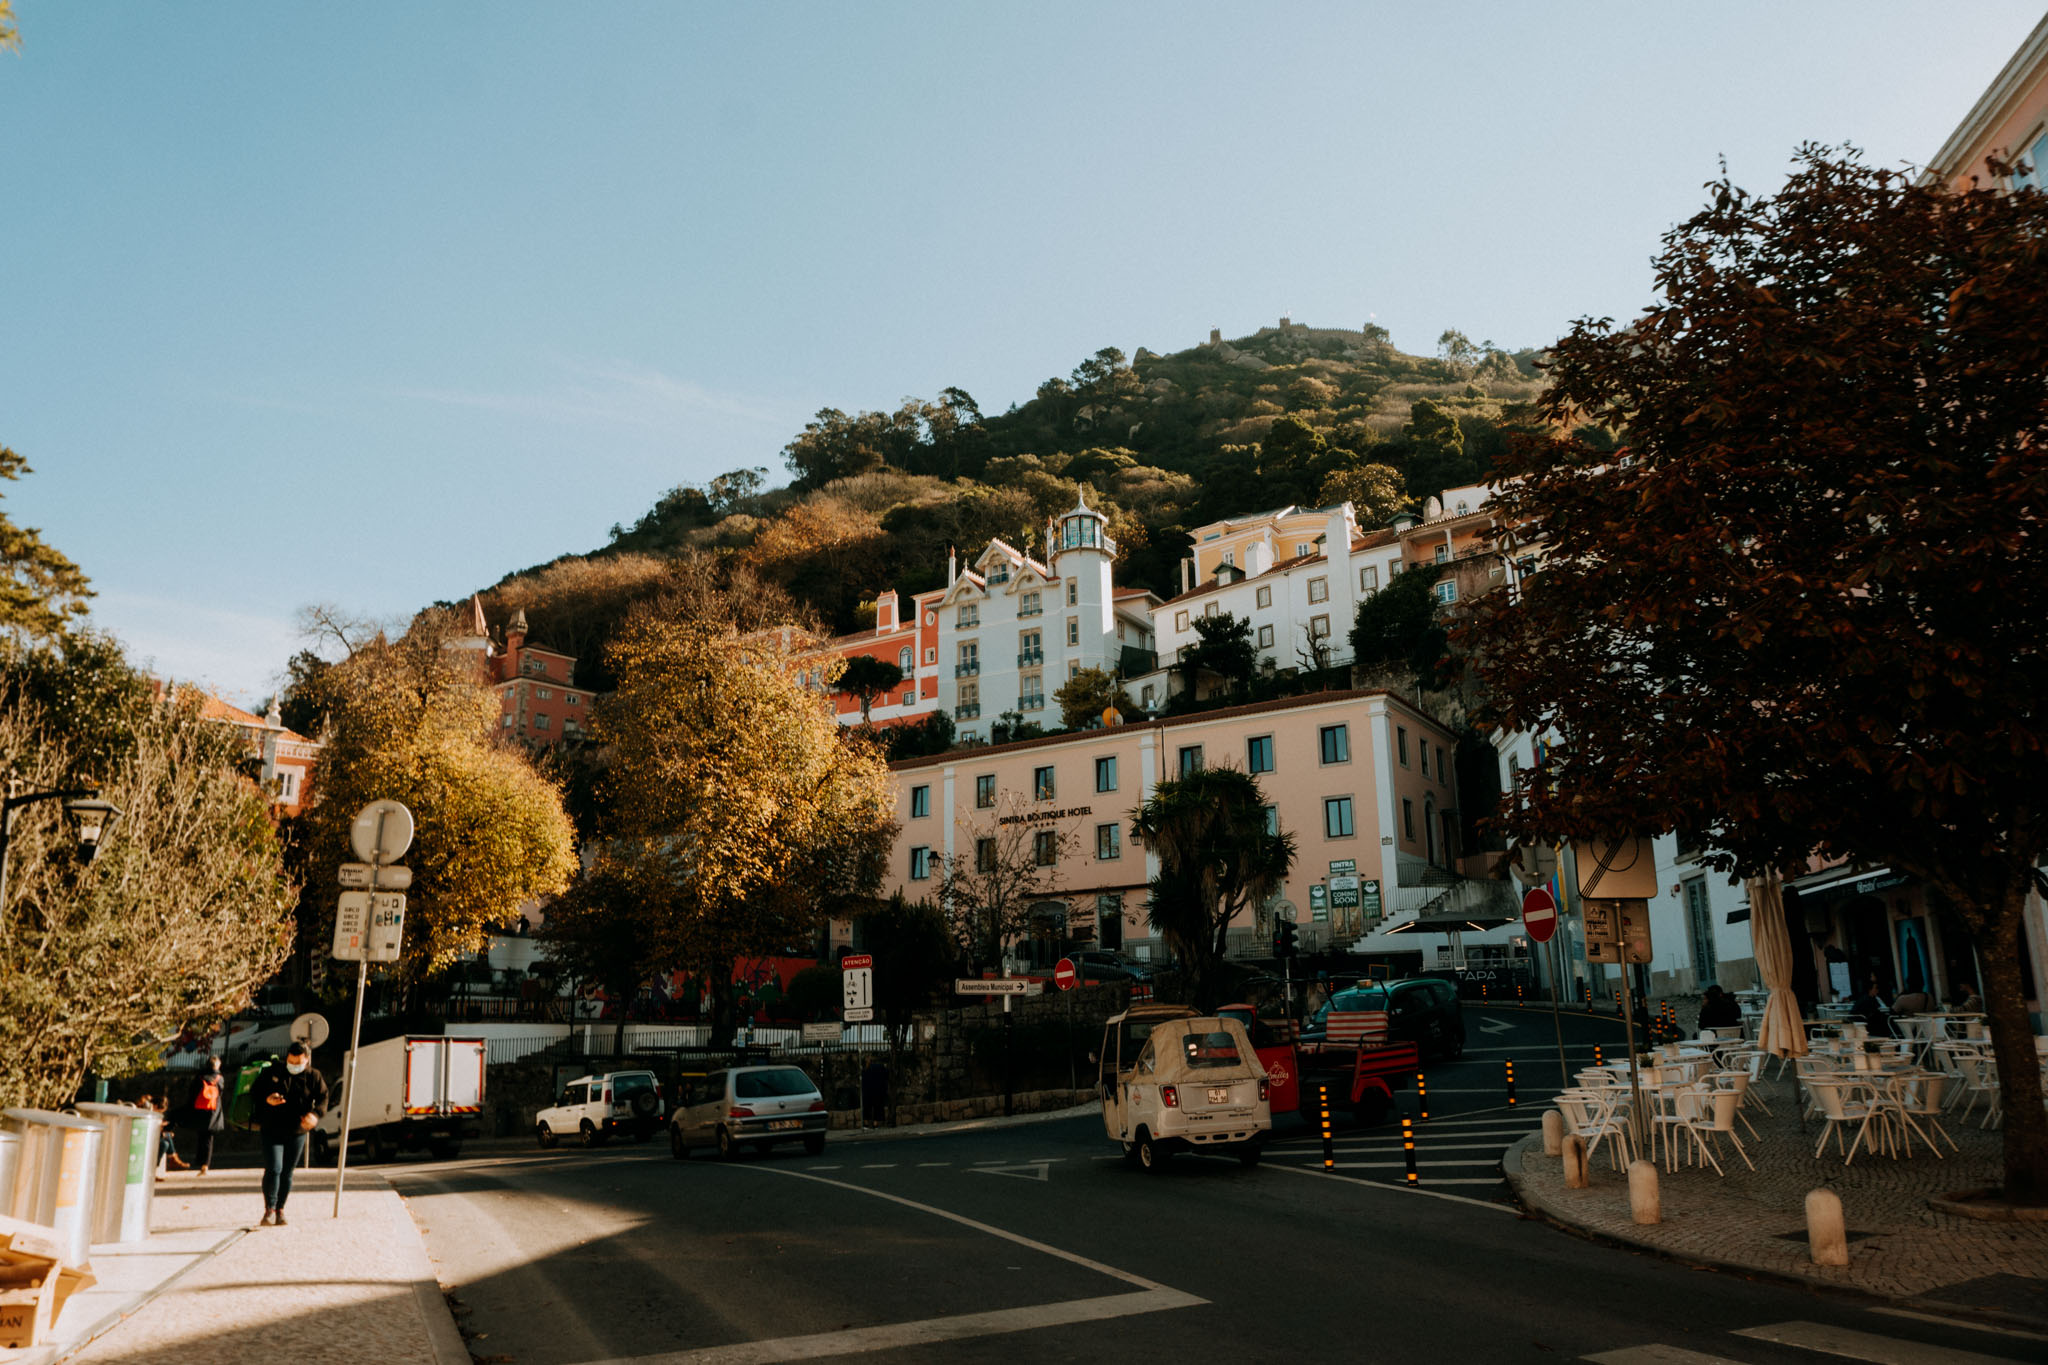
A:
[385, 1007, 2041, 1365]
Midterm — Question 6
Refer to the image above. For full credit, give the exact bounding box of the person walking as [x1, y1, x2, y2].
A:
[861, 1057, 890, 1128]
[250, 1043, 328, 1226]
[182, 1055, 229, 1176]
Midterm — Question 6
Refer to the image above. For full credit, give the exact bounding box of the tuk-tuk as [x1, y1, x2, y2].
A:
[1098, 1004, 1271, 1172]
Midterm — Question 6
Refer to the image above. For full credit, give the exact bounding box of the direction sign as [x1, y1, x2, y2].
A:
[1521, 886, 1558, 944]
[349, 800, 415, 865]
[955, 979, 1030, 996]
[802, 1022, 844, 1042]
[842, 953, 873, 1019]
[1053, 958, 1078, 992]
[338, 861, 412, 891]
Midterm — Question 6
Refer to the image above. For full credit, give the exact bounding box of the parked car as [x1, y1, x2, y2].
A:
[668, 1065, 829, 1160]
[1098, 1005, 1271, 1172]
[1304, 977, 1466, 1061]
[1074, 949, 1153, 984]
[535, 1069, 664, 1148]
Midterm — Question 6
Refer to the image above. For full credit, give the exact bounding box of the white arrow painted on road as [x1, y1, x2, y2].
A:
[1477, 1018, 1514, 1035]
[969, 1162, 1050, 1182]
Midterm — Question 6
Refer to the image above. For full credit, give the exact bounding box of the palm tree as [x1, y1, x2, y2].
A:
[1129, 766, 1295, 1008]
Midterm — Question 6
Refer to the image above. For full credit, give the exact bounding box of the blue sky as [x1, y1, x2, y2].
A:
[3, 2, 2039, 702]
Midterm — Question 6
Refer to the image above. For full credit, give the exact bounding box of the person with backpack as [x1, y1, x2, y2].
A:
[250, 1043, 328, 1226]
[182, 1055, 229, 1176]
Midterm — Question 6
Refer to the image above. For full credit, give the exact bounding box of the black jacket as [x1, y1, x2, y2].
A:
[184, 1067, 231, 1133]
[250, 1060, 329, 1141]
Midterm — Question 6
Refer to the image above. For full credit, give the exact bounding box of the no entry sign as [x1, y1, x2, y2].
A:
[1521, 886, 1558, 944]
[1053, 958, 1078, 991]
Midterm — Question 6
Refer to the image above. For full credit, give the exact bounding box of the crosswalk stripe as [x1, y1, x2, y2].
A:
[1583, 1344, 1749, 1363]
[1270, 1141, 1515, 1154]
[1734, 1321, 2022, 1364]
[1869, 1309, 2048, 1345]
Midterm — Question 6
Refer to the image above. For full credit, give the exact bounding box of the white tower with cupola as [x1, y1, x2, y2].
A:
[1049, 492, 1120, 681]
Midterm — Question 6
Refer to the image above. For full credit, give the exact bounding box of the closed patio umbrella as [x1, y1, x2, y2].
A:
[1747, 872, 1807, 1059]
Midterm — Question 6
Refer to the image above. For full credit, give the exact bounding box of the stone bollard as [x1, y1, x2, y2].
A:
[1542, 1109, 1564, 1156]
[1806, 1188, 1849, 1266]
[1628, 1159, 1661, 1224]
[1562, 1134, 1590, 1188]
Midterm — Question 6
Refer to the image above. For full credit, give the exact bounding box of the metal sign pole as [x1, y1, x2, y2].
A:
[1549, 935, 1570, 1090]
[333, 808, 387, 1218]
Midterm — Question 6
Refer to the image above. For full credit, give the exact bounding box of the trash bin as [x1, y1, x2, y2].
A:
[73, 1103, 160, 1246]
[0, 1109, 104, 1267]
[0, 1127, 19, 1218]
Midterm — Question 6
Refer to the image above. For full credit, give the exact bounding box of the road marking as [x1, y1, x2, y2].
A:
[1278, 1141, 1520, 1154]
[970, 1162, 1051, 1182]
[916, 1161, 950, 1168]
[1869, 1309, 2048, 1344]
[1314, 1160, 1503, 1171]
[563, 1287, 1205, 1365]
[1266, 1157, 1516, 1213]
[808, 1165, 840, 1170]
[1477, 1018, 1515, 1034]
[1583, 1345, 1749, 1364]
[861, 1163, 897, 1169]
[1733, 1321, 2020, 1364]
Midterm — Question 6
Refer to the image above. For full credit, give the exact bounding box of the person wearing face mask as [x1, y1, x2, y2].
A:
[250, 1042, 329, 1226]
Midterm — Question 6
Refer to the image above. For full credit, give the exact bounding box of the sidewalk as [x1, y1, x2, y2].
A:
[4, 1166, 464, 1365]
[1505, 1070, 2048, 1330]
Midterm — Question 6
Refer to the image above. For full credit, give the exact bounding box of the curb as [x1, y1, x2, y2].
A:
[1501, 1132, 2048, 1336]
[383, 1189, 472, 1365]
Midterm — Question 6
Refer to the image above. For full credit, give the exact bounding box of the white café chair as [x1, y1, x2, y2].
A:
[1886, 1072, 1958, 1157]
[1555, 1090, 1633, 1171]
[1808, 1076, 1891, 1165]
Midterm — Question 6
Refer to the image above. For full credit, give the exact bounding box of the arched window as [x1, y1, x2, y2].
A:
[899, 646, 913, 672]
[1424, 797, 1437, 866]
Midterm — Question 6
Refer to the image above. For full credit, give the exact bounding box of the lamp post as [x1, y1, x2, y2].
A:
[0, 777, 123, 924]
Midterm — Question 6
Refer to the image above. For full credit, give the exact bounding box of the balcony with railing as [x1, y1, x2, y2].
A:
[954, 704, 981, 720]
[1017, 648, 1043, 667]
[1019, 693, 1046, 711]
[955, 660, 980, 677]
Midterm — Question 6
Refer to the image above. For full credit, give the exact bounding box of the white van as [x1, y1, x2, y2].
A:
[1099, 1005, 1270, 1172]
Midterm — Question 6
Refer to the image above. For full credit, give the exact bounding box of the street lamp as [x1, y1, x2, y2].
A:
[0, 778, 124, 916]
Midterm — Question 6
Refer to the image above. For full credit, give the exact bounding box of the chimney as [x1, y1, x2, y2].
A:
[876, 590, 897, 633]
[506, 609, 528, 661]
[948, 549, 957, 587]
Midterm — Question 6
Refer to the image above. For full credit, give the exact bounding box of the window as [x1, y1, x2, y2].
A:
[1309, 614, 1330, 639]
[957, 604, 979, 628]
[957, 642, 979, 675]
[989, 562, 1011, 584]
[1066, 617, 1080, 646]
[1020, 590, 1042, 617]
[1434, 543, 1449, 565]
[1319, 724, 1349, 764]
[1019, 673, 1045, 710]
[900, 690, 914, 706]
[1018, 629, 1042, 664]
[533, 714, 550, 730]
[1067, 581, 1078, 606]
[1398, 726, 1409, 765]
[975, 774, 996, 808]
[567, 693, 582, 706]
[1221, 550, 1235, 567]
[2012, 127, 2048, 191]
[1256, 585, 1273, 609]
[1096, 823, 1121, 860]
[1258, 624, 1274, 648]
[910, 785, 930, 818]
[1175, 610, 1189, 632]
[1262, 804, 1279, 836]
[1203, 602, 1219, 618]
[1308, 576, 1329, 604]
[1324, 797, 1355, 838]
[1419, 740, 1429, 777]
[1034, 766, 1056, 801]
[1247, 735, 1274, 773]
[1141, 684, 1156, 708]
[1068, 660, 1079, 679]
[1033, 830, 1058, 866]
[1402, 798, 1415, 839]
[977, 837, 997, 872]
[1360, 566, 1379, 593]
[924, 648, 936, 665]
[899, 646, 914, 672]
[1095, 756, 1118, 792]
[1434, 580, 1458, 605]
[536, 687, 553, 700]
[278, 769, 300, 802]
[1295, 542, 1313, 558]
[1685, 878, 1717, 985]
[1179, 745, 1204, 775]
[910, 847, 933, 880]
[501, 714, 513, 728]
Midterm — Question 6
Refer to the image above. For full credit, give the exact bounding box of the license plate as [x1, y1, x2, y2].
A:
[768, 1119, 801, 1131]
[1207, 1087, 1231, 1104]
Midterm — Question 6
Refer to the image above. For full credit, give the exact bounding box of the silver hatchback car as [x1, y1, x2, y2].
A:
[668, 1065, 830, 1160]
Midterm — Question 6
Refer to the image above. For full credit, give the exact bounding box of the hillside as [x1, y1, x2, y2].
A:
[460, 321, 1552, 692]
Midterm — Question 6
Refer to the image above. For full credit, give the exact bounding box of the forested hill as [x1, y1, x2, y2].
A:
[460, 321, 1557, 691]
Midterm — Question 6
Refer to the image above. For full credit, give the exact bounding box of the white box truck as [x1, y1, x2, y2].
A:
[313, 1035, 485, 1163]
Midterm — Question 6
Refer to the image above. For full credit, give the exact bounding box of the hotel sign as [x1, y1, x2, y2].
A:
[998, 805, 1093, 827]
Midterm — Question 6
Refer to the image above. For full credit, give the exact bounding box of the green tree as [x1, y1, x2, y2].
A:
[1350, 567, 1446, 681]
[536, 858, 665, 1053]
[303, 611, 578, 976]
[1463, 148, 2048, 1203]
[1054, 667, 1135, 729]
[835, 654, 904, 723]
[1178, 612, 1258, 697]
[854, 894, 954, 1097]
[938, 809, 1075, 972]
[0, 448, 92, 641]
[599, 609, 896, 1029]
[1130, 767, 1294, 1009]
[0, 646, 293, 1108]
[1317, 463, 1410, 526]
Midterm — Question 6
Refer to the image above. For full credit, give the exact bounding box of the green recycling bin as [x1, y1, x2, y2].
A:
[74, 1103, 161, 1245]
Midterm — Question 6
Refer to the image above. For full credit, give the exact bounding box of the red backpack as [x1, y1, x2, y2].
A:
[194, 1077, 220, 1112]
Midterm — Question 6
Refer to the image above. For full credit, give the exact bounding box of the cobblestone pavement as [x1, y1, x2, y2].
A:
[1506, 1069, 2048, 1327]
[53, 1167, 464, 1365]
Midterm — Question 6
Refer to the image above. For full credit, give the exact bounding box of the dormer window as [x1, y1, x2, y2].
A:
[988, 564, 1010, 584]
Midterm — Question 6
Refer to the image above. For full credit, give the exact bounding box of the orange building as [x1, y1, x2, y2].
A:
[791, 588, 944, 727]
[445, 598, 601, 745]
[192, 692, 321, 816]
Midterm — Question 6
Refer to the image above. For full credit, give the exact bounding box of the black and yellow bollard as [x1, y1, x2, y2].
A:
[1517, 984, 1524, 1002]
[1403, 1117, 1418, 1183]
[1416, 1070, 1428, 1120]
[1506, 1058, 1517, 1106]
[1593, 1043, 1604, 1068]
[1481, 983, 1489, 1001]
[1318, 1083, 1334, 1170]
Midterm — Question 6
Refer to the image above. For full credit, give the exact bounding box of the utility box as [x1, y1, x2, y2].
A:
[0, 1213, 97, 1349]
[314, 1036, 485, 1163]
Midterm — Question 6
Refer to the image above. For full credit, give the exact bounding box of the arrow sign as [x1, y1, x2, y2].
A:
[338, 862, 412, 891]
[1521, 886, 1558, 944]
[956, 979, 1030, 996]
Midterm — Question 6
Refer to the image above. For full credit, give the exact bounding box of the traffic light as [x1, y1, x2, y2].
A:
[1274, 919, 1298, 959]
